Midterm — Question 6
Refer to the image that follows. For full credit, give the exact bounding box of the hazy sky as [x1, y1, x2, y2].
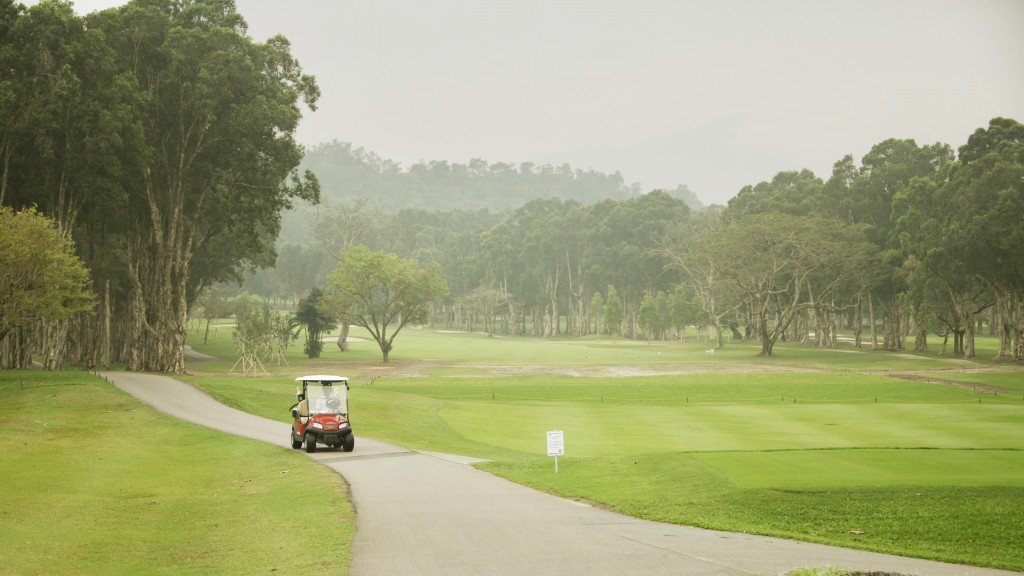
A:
[26, 0, 1024, 205]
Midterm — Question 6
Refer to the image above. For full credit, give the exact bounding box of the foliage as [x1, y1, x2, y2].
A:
[1, 0, 319, 373]
[0, 206, 94, 363]
[603, 284, 623, 339]
[291, 287, 336, 358]
[895, 118, 1024, 361]
[325, 246, 449, 362]
[695, 213, 877, 355]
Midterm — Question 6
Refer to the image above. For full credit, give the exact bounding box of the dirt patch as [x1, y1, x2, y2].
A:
[477, 363, 826, 378]
[187, 354, 1021, 393]
[879, 368, 1020, 394]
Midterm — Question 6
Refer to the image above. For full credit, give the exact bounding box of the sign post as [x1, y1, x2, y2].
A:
[547, 430, 565, 473]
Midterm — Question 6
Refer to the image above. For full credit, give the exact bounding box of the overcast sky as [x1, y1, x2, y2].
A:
[27, 0, 1024, 205]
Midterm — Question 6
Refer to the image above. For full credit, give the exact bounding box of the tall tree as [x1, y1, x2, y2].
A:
[846, 139, 953, 350]
[90, 0, 320, 372]
[895, 118, 1023, 359]
[604, 284, 623, 342]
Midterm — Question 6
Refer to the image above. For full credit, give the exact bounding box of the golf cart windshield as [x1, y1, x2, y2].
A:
[308, 383, 347, 416]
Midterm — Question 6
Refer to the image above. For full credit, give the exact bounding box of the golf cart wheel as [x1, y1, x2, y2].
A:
[304, 433, 317, 453]
[290, 429, 302, 449]
[342, 434, 355, 452]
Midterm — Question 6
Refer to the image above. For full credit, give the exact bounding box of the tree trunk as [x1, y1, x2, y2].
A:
[868, 292, 879, 350]
[853, 298, 863, 348]
[42, 320, 70, 370]
[993, 288, 1018, 361]
[964, 313, 976, 359]
[882, 296, 903, 351]
[913, 321, 928, 352]
[336, 323, 350, 351]
[101, 280, 111, 369]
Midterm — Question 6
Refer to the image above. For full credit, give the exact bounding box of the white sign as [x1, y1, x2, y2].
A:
[547, 430, 565, 457]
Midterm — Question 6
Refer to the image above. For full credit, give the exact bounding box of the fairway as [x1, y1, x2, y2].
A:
[390, 375, 1024, 492]
[182, 327, 1024, 571]
[348, 364, 1024, 570]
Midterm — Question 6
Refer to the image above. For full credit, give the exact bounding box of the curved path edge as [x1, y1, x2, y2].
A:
[102, 371, 1020, 576]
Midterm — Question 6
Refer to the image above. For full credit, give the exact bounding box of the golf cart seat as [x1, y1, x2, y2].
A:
[296, 398, 309, 419]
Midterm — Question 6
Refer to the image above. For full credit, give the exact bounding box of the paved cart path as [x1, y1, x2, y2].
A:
[103, 372, 1020, 576]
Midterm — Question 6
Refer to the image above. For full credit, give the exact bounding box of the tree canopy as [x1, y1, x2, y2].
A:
[0, 206, 94, 367]
[1, 0, 318, 371]
[325, 246, 449, 362]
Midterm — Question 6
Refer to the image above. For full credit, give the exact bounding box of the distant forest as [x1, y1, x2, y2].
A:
[279, 141, 703, 244]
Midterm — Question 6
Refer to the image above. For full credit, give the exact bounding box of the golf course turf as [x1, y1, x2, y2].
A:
[179, 326, 1023, 572]
[2, 325, 1021, 573]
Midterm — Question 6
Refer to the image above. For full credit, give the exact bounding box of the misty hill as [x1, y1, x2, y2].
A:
[299, 141, 703, 213]
[278, 141, 704, 245]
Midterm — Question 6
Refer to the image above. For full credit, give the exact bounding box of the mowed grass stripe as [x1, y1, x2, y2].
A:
[372, 372, 1020, 405]
[692, 449, 1024, 488]
[439, 401, 1023, 455]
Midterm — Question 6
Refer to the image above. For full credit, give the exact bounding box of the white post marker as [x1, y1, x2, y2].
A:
[547, 430, 565, 473]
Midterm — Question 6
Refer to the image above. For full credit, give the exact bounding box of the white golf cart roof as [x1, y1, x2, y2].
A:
[295, 375, 349, 383]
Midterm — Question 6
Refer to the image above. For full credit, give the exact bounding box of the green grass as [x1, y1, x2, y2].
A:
[20, 325, 1021, 572]
[185, 323, 1024, 571]
[187, 322, 1003, 373]
[924, 370, 1024, 392]
[0, 371, 354, 575]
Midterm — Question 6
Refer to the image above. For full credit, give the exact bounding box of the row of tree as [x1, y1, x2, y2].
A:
[1, 0, 318, 370]
[247, 119, 1022, 362]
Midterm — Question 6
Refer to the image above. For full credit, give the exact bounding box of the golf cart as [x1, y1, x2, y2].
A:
[290, 375, 354, 453]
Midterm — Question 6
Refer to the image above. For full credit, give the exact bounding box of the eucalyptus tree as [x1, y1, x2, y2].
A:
[893, 175, 985, 357]
[1, 0, 131, 367]
[637, 290, 658, 342]
[90, 0, 320, 372]
[589, 291, 605, 338]
[480, 221, 523, 334]
[843, 139, 954, 350]
[661, 210, 734, 348]
[604, 284, 624, 342]
[587, 191, 689, 337]
[497, 198, 579, 337]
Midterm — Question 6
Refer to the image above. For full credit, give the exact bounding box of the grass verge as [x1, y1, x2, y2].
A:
[0, 371, 354, 576]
